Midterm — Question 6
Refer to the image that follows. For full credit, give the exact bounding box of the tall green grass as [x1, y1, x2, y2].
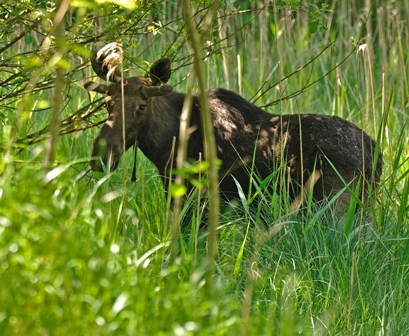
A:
[1, 1, 409, 335]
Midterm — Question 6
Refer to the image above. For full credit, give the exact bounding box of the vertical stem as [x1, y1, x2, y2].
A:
[258, 0, 268, 90]
[218, 8, 230, 89]
[194, 152, 202, 263]
[120, 61, 127, 234]
[347, 252, 356, 336]
[237, 54, 242, 96]
[43, 0, 70, 169]
[171, 77, 194, 259]
[240, 252, 257, 336]
[140, 166, 145, 247]
[182, 0, 220, 295]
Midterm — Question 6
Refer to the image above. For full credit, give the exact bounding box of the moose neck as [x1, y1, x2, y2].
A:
[135, 91, 187, 175]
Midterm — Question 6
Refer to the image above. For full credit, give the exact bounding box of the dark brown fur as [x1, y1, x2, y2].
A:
[85, 54, 382, 209]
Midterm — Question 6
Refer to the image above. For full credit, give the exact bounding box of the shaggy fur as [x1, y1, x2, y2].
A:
[85, 55, 383, 208]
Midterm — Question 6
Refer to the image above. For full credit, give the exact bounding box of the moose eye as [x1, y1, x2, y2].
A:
[139, 104, 147, 111]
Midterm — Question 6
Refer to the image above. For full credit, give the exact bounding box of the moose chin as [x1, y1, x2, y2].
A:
[84, 45, 382, 215]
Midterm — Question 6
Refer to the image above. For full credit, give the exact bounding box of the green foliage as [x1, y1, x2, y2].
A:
[1, 0, 409, 335]
[71, 0, 137, 9]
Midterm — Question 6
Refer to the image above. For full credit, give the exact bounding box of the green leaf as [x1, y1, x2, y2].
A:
[275, 1, 287, 10]
[189, 177, 208, 189]
[24, 34, 34, 45]
[343, 179, 362, 242]
[169, 183, 187, 197]
[56, 58, 71, 70]
[309, 20, 319, 34]
[288, 0, 301, 8]
[71, 0, 137, 9]
[188, 160, 209, 174]
[100, 0, 136, 9]
[24, 55, 43, 69]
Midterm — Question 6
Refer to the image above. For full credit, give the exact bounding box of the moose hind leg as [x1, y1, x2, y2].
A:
[290, 170, 322, 212]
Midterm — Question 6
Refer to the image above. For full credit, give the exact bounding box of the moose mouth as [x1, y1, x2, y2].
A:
[90, 138, 123, 172]
[89, 153, 120, 172]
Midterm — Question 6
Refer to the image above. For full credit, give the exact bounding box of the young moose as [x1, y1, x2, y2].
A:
[85, 50, 382, 211]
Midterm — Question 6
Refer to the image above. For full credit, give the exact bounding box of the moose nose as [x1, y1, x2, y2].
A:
[90, 137, 108, 172]
[89, 157, 104, 172]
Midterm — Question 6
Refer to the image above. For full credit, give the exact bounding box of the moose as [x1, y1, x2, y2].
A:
[84, 47, 382, 214]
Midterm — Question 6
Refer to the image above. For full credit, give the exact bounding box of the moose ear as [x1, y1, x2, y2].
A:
[84, 81, 109, 94]
[150, 58, 171, 86]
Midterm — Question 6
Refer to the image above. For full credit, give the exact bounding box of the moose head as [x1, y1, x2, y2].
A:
[85, 51, 174, 172]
